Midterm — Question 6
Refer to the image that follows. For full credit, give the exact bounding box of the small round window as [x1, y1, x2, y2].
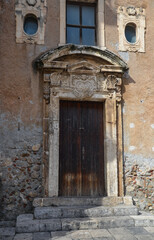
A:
[125, 23, 136, 44]
[24, 15, 38, 35]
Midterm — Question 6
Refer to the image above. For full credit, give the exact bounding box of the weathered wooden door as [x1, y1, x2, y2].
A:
[59, 100, 105, 196]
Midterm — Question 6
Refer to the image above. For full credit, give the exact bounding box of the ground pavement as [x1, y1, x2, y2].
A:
[0, 226, 153, 240]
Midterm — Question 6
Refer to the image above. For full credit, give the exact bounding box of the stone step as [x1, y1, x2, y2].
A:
[16, 214, 154, 233]
[33, 196, 133, 207]
[34, 205, 139, 219]
[0, 221, 16, 228]
[0, 227, 15, 240]
[13, 227, 154, 240]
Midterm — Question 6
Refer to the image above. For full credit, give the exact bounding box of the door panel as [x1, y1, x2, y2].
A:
[59, 100, 105, 196]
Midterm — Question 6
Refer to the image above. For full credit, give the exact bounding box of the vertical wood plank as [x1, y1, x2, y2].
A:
[59, 100, 105, 196]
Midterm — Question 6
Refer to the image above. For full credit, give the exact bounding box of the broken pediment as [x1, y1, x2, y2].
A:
[36, 44, 128, 73]
[67, 61, 100, 74]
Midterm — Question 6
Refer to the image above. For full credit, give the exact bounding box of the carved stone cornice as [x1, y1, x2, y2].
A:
[36, 44, 128, 72]
[40, 45, 126, 103]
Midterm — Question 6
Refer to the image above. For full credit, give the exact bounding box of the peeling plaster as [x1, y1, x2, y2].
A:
[129, 146, 136, 151]
[118, 51, 129, 62]
[130, 123, 135, 128]
[151, 124, 154, 129]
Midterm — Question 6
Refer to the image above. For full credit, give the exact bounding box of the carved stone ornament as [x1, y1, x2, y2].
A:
[49, 72, 69, 87]
[126, 7, 137, 16]
[50, 73, 61, 86]
[26, 0, 37, 6]
[15, 0, 47, 44]
[72, 75, 97, 99]
[106, 75, 118, 90]
[117, 6, 146, 52]
[43, 82, 50, 102]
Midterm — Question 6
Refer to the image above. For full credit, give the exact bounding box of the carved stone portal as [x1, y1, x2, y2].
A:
[36, 44, 128, 198]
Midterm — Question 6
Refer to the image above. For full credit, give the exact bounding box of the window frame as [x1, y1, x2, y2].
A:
[66, 1, 97, 45]
[59, 0, 105, 49]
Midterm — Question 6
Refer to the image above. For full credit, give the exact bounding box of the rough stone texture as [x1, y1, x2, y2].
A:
[0, 227, 15, 239]
[33, 232, 51, 240]
[0, 221, 16, 227]
[17, 214, 33, 222]
[0, 143, 43, 220]
[34, 205, 138, 219]
[61, 216, 135, 231]
[14, 233, 33, 240]
[124, 155, 154, 213]
[33, 197, 130, 207]
[16, 220, 40, 233]
[13, 227, 154, 240]
[39, 219, 62, 232]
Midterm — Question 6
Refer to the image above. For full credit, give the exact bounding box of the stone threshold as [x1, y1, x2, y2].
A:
[33, 196, 133, 207]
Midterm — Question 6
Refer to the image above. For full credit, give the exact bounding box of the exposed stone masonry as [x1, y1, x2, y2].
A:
[0, 143, 43, 220]
[125, 156, 154, 213]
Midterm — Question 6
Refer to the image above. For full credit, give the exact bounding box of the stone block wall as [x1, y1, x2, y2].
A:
[125, 155, 154, 213]
[0, 107, 44, 220]
[0, 124, 43, 220]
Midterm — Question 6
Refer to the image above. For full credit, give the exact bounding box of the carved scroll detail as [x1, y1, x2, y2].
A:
[43, 82, 50, 103]
[106, 75, 118, 90]
[26, 0, 37, 6]
[50, 73, 69, 87]
[126, 7, 137, 16]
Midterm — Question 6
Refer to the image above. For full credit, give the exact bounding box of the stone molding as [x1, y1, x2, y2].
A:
[15, 0, 47, 44]
[36, 44, 127, 197]
[117, 6, 146, 52]
[37, 44, 128, 70]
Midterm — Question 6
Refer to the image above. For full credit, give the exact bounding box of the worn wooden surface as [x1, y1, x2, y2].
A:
[59, 100, 105, 196]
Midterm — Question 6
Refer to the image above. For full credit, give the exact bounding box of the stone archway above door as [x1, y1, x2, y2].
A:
[36, 44, 128, 198]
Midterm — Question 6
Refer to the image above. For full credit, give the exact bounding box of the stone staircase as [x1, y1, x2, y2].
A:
[1, 197, 154, 239]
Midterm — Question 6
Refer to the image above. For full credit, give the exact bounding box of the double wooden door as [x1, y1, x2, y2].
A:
[59, 100, 105, 196]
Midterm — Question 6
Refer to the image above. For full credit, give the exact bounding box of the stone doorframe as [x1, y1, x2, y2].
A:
[36, 44, 128, 198]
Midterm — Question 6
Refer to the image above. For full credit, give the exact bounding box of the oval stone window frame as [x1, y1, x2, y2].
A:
[23, 14, 38, 36]
[125, 23, 137, 44]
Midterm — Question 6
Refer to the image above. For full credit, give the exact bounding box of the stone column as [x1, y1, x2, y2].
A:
[97, 0, 105, 48]
[117, 102, 124, 196]
[59, 0, 66, 45]
[104, 98, 118, 196]
[48, 94, 59, 197]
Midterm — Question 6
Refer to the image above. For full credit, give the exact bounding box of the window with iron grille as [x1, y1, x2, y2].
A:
[66, 1, 96, 46]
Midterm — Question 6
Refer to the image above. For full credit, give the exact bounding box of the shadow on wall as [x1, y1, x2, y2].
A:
[122, 70, 136, 94]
